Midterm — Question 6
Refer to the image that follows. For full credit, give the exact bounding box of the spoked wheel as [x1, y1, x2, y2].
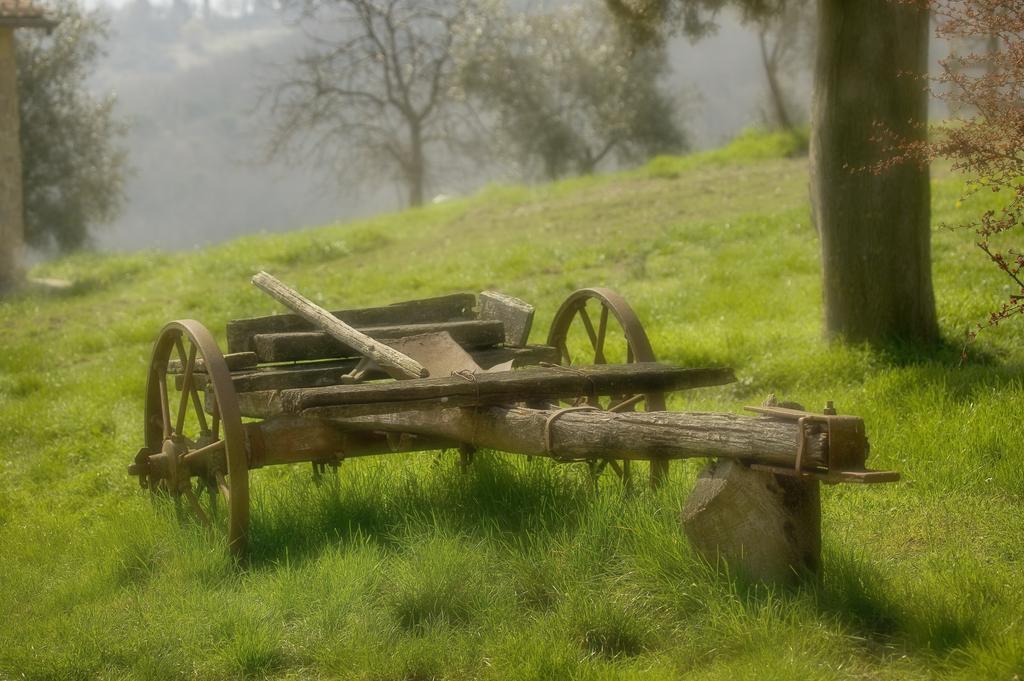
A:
[546, 288, 669, 488]
[128, 320, 249, 557]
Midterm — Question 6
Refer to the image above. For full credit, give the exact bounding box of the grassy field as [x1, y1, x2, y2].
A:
[1, 130, 1022, 680]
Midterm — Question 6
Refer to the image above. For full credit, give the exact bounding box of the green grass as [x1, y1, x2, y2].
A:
[2, 130, 1022, 679]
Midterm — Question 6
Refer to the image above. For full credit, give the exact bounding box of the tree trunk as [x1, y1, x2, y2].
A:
[407, 121, 425, 207]
[810, 0, 938, 344]
[758, 29, 793, 131]
[0, 28, 24, 293]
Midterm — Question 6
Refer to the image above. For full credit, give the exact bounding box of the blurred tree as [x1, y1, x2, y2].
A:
[607, 0, 938, 345]
[264, 0, 469, 207]
[17, 1, 127, 253]
[604, 0, 785, 44]
[755, 0, 813, 131]
[455, 2, 686, 181]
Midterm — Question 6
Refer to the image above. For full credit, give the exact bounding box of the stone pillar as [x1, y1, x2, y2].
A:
[0, 27, 24, 293]
[681, 459, 821, 586]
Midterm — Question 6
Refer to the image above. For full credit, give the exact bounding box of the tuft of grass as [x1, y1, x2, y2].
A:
[383, 534, 492, 630]
[571, 591, 662, 659]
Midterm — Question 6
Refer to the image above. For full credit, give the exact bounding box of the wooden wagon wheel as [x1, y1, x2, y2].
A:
[546, 287, 669, 488]
[129, 320, 250, 557]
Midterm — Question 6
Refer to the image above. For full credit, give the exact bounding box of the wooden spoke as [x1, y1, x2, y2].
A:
[206, 478, 219, 518]
[189, 390, 210, 435]
[183, 484, 211, 527]
[158, 374, 172, 439]
[577, 306, 599, 349]
[211, 409, 220, 441]
[188, 384, 209, 437]
[595, 305, 609, 364]
[609, 394, 645, 413]
[181, 438, 225, 467]
[175, 341, 197, 436]
[216, 471, 231, 503]
[175, 337, 211, 435]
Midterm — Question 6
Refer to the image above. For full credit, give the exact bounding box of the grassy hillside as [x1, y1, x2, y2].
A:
[1, 130, 1022, 680]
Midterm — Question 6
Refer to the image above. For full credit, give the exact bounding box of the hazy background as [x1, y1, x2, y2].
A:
[86, 0, 804, 252]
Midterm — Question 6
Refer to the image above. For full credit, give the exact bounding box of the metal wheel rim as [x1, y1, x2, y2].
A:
[546, 287, 666, 410]
[138, 319, 249, 557]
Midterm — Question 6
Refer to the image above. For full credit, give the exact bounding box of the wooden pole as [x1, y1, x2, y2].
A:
[319, 406, 832, 469]
[251, 271, 428, 380]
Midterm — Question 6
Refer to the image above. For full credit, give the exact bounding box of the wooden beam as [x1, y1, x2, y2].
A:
[251, 320, 505, 363]
[252, 271, 427, 380]
[227, 292, 477, 353]
[326, 406, 833, 469]
[244, 416, 457, 468]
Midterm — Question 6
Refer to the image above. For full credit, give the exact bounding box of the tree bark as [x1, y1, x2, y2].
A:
[0, 29, 25, 293]
[811, 0, 938, 344]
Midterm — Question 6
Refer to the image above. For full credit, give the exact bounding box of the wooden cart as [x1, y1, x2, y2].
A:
[128, 274, 897, 565]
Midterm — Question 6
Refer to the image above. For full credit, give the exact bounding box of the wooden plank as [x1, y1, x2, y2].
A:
[479, 291, 534, 346]
[168, 351, 258, 374]
[227, 292, 477, 353]
[233, 364, 736, 418]
[220, 345, 558, 394]
[252, 271, 427, 380]
[251, 320, 506, 363]
[474, 344, 559, 369]
[229, 359, 359, 392]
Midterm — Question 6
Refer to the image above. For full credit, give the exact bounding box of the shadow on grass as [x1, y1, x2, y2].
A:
[244, 454, 596, 567]
[811, 551, 980, 656]
[241, 451, 984, 661]
[692, 548, 981, 661]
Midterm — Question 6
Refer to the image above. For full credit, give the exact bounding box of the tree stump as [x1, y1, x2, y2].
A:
[681, 459, 821, 585]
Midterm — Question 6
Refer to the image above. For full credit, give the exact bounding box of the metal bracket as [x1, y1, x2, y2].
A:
[743, 405, 900, 484]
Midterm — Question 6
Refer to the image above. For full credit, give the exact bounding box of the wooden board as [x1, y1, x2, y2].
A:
[478, 291, 534, 346]
[226, 292, 477, 353]
[233, 363, 736, 418]
[251, 320, 506, 363]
